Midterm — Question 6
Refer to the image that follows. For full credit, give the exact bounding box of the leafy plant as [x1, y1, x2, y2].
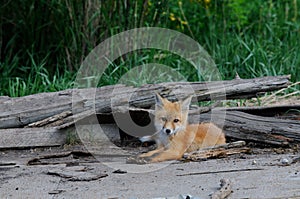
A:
[1, 0, 299, 97]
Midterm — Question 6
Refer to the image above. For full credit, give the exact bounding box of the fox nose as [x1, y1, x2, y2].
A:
[165, 129, 171, 135]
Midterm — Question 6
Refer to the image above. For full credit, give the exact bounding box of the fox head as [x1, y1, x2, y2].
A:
[154, 92, 192, 136]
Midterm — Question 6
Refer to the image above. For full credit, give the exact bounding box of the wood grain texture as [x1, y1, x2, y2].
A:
[0, 75, 291, 129]
[0, 128, 68, 149]
[190, 110, 300, 145]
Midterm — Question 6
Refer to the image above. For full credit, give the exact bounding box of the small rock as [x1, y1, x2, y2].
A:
[113, 169, 127, 174]
[280, 158, 289, 165]
[252, 160, 257, 165]
[48, 190, 65, 195]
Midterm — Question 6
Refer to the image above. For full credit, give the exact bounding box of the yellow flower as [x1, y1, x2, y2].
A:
[169, 13, 176, 21]
[181, 20, 188, 25]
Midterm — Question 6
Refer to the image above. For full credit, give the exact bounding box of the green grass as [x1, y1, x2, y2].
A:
[214, 31, 300, 81]
[0, 53, 75, 97]
[98, 50, 202, 87]
[1, 0, 299, 97]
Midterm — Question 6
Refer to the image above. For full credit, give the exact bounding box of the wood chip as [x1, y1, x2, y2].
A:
[47, 166, 108, 181]
[211, 179, 233, 199]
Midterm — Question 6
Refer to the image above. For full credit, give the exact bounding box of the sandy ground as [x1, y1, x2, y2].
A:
[0, 145, 299, 199]
[1, 122, 299, 199]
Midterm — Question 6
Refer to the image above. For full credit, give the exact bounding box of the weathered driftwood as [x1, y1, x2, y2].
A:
[190, 110, 300, 146]
[0, 128, 69, 149]
[184, 147, 250, 160]
[26, 111, 72, 128]
[1, 107, 299, 149]
[183, 141, 250, 161]
[0, 75, 297, 149]
[0, 75, 291, 129]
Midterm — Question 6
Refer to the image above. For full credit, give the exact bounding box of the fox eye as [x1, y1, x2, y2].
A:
[173, 119, 180, 123]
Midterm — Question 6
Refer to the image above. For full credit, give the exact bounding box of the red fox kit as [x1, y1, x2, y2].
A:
[132, 93, 226, 163]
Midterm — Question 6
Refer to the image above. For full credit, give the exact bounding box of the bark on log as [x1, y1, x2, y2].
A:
[2, 107, 297, 149]
[190, 110, 300, 146]
[0, 75, 290, 129]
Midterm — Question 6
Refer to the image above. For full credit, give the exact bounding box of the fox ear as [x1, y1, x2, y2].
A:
[181, 95, 192, 111]
[154, 92, 165, 108]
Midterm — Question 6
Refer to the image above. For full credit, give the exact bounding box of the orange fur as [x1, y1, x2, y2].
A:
[137, 93, 226, 163]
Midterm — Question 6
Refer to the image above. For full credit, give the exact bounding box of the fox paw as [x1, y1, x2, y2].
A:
[126, 156, 150, 164]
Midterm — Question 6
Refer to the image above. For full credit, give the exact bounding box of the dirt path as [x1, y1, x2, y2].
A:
[0, 146, 299, 199]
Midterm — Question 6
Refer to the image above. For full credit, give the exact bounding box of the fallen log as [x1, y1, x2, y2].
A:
[190, 110, 300, 146]
[1, 106, 298, 149]
[0, 75, 291, 129]
[0, 128, 68, 149]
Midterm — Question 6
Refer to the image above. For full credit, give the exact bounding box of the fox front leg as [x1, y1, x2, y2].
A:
[138, 147, 164, 158]
[147, 149, 183, 163]
[126, 148, 163, 164]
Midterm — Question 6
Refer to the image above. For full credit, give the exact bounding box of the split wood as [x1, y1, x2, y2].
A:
[0, 75, 291, 129]
[183, 141, 250, 161]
